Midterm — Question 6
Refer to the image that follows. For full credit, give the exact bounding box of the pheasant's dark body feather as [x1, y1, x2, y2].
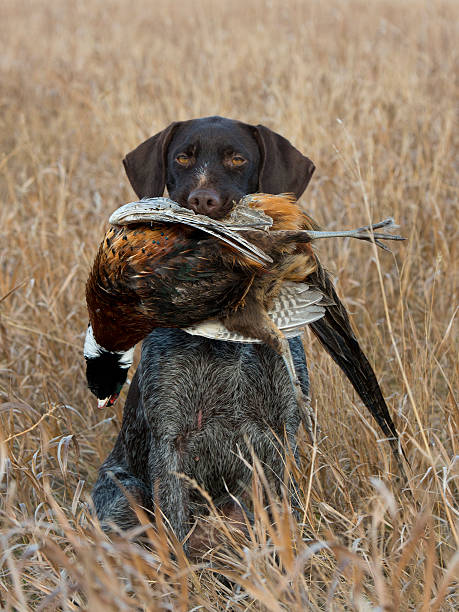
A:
[86, 223, 260, 352]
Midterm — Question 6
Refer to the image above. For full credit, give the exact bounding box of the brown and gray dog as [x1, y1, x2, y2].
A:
[91, 116, 315, 552]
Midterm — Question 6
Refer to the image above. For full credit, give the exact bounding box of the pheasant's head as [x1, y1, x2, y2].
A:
[84, 325, 134, 408]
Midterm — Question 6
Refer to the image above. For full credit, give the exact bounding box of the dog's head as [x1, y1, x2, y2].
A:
[123, 116, 315, 220]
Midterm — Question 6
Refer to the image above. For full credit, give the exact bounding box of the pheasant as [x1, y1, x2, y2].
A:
[84, 194, 406, 466]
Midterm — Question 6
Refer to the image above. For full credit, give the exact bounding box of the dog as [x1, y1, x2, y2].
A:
[91, 116, 315, 551]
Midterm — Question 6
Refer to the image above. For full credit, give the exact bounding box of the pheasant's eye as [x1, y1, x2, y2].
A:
[231, 155, 246, 167]
[176, 154, 191, 166]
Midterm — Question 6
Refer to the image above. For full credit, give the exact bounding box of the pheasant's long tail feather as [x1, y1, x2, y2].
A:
[309, 264, 407, 472]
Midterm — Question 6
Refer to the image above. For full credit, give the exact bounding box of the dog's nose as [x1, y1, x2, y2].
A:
[187, 189, 222, 217]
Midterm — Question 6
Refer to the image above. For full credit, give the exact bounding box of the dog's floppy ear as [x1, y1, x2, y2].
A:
[123, 122, 179, 198]
[254, 125, 315, 199]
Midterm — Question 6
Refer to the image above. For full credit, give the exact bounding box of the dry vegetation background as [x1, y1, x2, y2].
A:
[0, 0, 458, 609]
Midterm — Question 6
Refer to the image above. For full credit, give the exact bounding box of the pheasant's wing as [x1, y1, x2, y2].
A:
[308, 261, 406, 468]
[109, 198, 273, 265]
[183, 282, 327, 342]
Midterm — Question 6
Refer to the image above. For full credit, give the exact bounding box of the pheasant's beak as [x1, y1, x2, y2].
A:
[97, 393, 119, 409]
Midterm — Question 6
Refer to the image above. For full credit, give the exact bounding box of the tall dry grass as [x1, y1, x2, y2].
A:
[0, 0, 457, 609]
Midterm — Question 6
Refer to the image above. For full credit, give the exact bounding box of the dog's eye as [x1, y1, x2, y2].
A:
[231, 156, 246, 167]
[176, 154, 192, 166]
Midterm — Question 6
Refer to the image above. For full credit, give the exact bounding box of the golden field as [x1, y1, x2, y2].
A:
[0, 0, 457, 609]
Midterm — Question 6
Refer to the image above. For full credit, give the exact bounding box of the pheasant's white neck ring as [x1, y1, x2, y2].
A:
[84, 324, 134, 367]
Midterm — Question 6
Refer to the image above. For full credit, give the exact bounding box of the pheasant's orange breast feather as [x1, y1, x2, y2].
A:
[249, 194, 303, 230]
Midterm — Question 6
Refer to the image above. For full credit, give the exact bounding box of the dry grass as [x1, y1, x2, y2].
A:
[0, 0, 458, 609]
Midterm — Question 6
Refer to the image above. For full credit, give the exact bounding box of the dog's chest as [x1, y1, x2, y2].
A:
[141, 329, 303, 439]
[138, 329, 306, 498]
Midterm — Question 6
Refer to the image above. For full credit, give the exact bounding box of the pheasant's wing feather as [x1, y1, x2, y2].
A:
[308, 261, 406, 467]
[109, 198, 273, 265]
[272, 283, 329, 331]
[183, 282, 327, 342]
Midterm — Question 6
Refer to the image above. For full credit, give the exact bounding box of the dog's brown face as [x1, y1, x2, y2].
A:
[165, 117, 261, 219]
[122, 115, 315, 220]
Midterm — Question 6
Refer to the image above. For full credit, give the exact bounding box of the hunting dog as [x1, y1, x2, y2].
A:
[91, 116, 315, 551]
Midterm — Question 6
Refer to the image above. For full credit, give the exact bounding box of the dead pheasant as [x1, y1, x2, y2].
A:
[85, 194, 406, 466]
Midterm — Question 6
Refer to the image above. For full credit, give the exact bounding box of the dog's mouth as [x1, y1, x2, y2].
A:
[174, 191, 242, 220]
[198, 200, 238, 220]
